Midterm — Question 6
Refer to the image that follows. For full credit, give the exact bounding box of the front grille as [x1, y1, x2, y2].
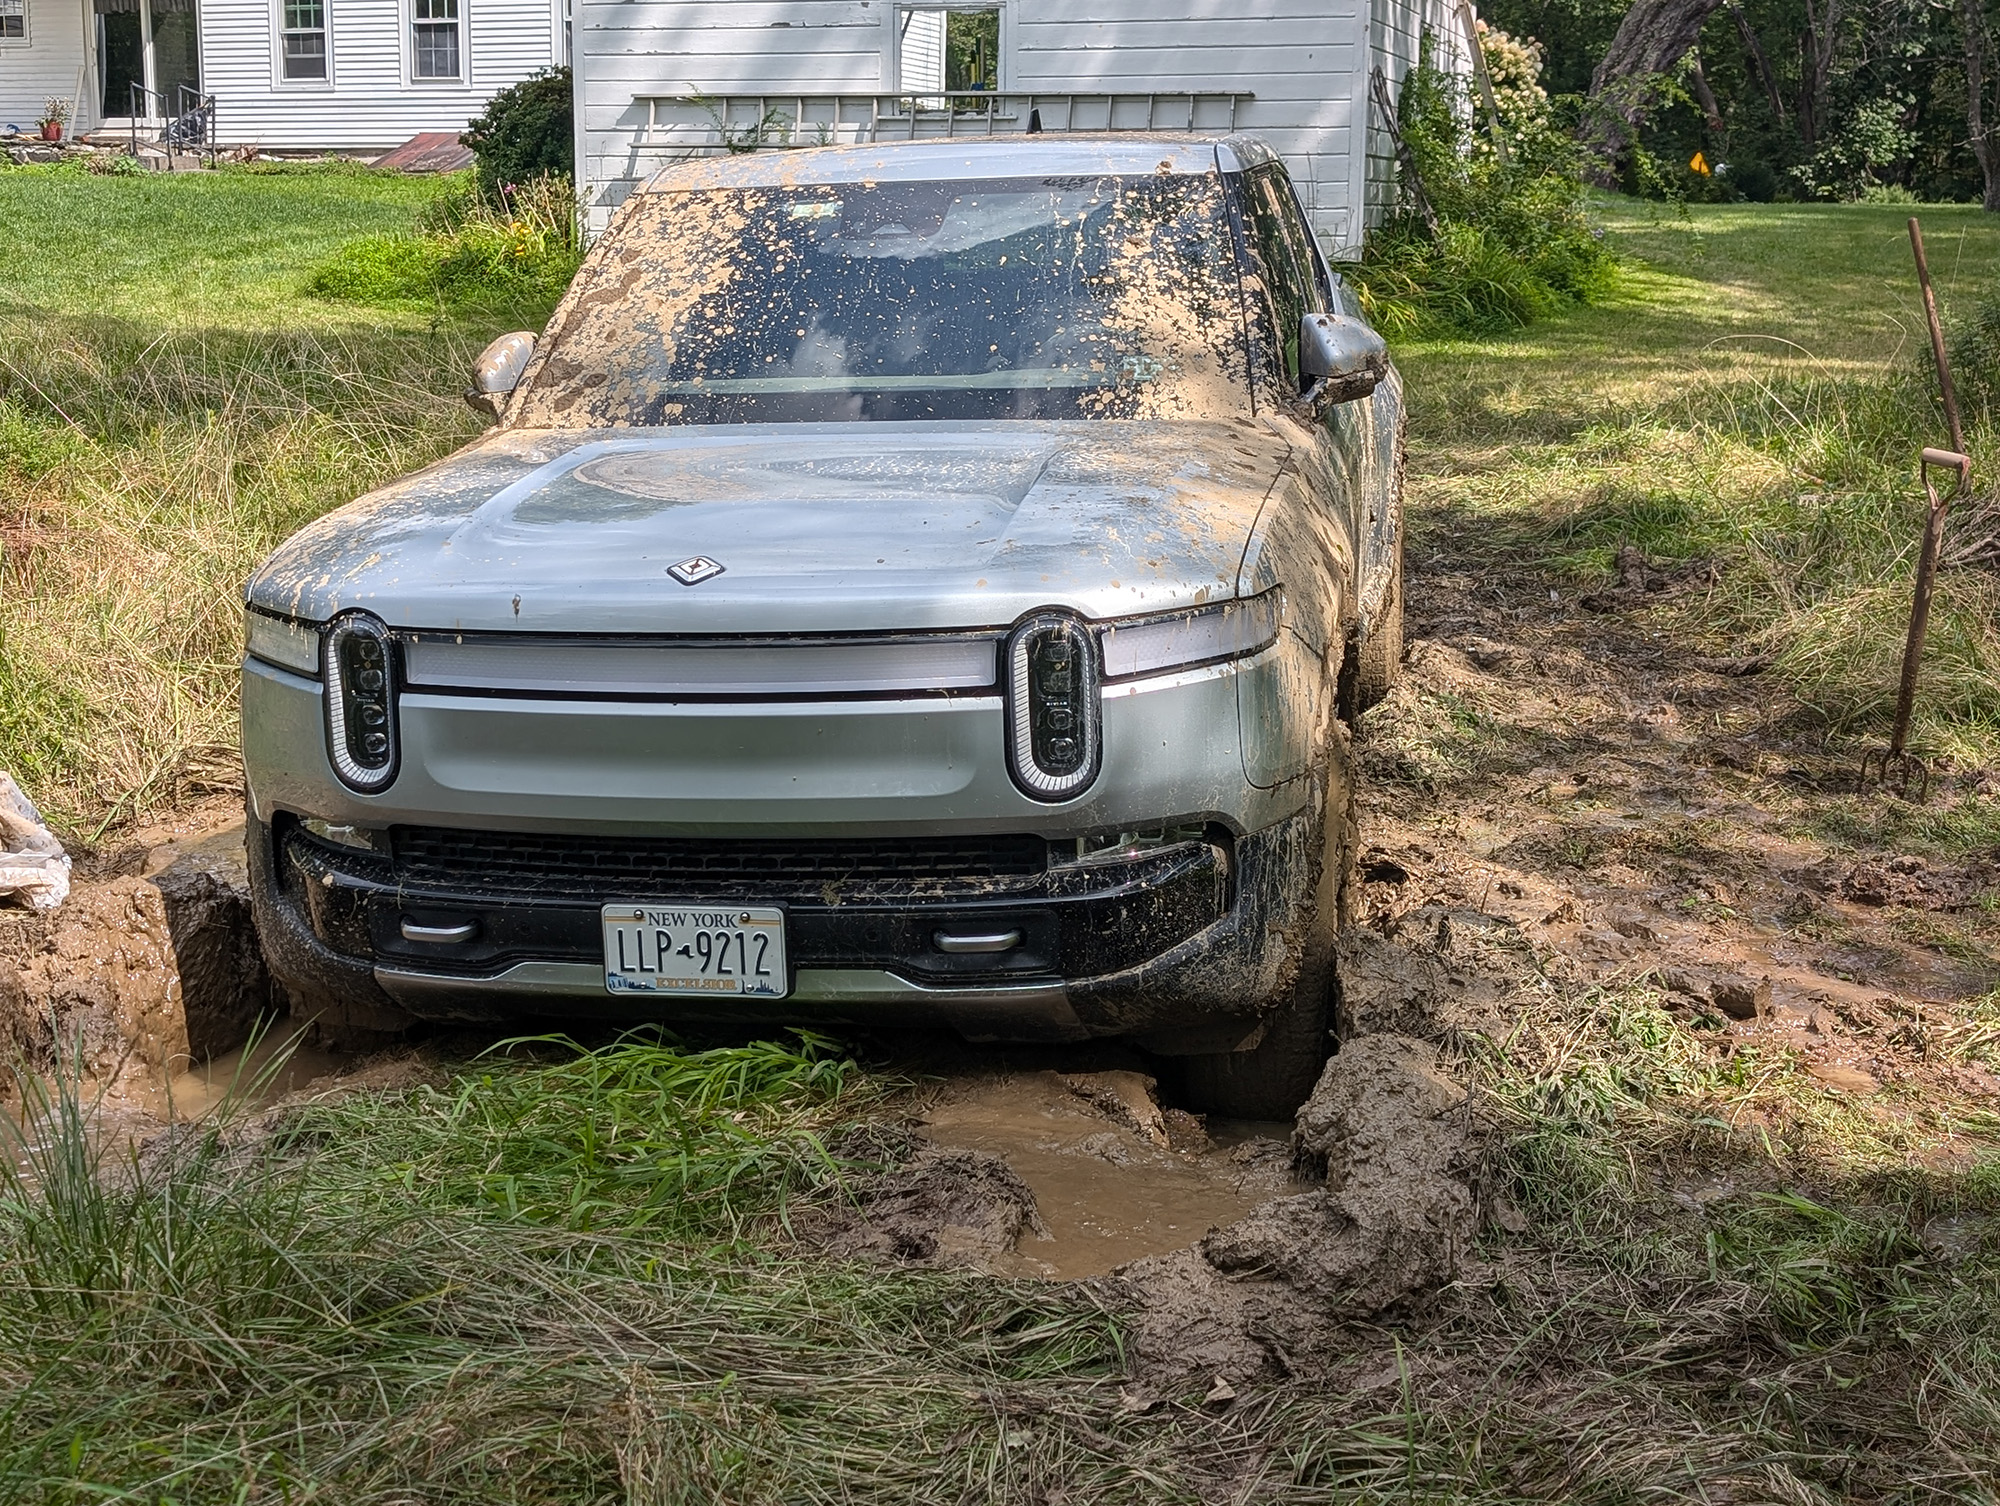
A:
[389, 825, 1050, 900]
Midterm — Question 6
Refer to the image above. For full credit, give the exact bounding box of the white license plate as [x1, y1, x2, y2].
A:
[600, 904, 788, 998]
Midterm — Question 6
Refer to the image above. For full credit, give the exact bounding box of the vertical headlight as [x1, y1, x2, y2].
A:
[1006, 613, 1101, 802]
[323, 612, 399, 792]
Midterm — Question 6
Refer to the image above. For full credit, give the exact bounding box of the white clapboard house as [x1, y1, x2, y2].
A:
[573, 0, 1473, 253]
[0, 0, 564, 147]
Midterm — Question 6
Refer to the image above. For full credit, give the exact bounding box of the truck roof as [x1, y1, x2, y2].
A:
[638, 134, 1281, 193]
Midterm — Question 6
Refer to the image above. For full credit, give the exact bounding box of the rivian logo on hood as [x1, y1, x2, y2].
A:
[666, 556, 725, 586]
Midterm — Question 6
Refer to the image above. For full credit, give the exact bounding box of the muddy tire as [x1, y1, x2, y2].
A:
[1181, 747, 1352, 1121]
[1353, 525, 1404, 714]
[1179, 940, 1335, 1120]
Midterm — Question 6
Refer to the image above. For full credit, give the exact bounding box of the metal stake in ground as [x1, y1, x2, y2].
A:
[1860, 217, 1972, 799]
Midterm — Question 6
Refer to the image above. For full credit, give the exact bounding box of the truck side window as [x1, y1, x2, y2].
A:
[1240, 164, 1324, 391]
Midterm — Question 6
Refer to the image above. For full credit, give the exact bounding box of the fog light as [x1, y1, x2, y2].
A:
[1006, 613, 1100, 802]
[323, 612, 400, 793]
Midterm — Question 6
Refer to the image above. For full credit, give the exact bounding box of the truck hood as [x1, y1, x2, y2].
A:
[247, 420, 1290, 634]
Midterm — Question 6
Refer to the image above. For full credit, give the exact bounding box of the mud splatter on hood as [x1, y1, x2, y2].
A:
[246, 419, 1292, 634]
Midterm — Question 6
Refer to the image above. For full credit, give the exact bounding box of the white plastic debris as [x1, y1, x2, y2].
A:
[0, 772, 70, 911]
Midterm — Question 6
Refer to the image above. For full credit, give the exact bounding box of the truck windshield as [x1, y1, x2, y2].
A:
[511, 172, 1253, 426]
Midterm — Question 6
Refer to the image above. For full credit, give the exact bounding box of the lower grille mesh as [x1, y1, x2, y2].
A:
[389, 826, 1049, 899]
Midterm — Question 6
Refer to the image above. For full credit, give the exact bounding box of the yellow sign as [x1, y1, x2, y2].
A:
[1690, 150, 1711, 175]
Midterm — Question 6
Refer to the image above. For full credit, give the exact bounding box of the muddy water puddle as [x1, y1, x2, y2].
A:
[917, 1070, 1297, 1278]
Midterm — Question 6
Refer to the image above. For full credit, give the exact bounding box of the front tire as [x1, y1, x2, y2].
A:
[1354, 524, 1404, 713]
[1179, 937, 1334, 1120]
[1180, 740, 1356, 1121]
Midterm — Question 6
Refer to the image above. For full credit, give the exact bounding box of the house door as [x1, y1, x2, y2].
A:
[97, 0, 199, 118]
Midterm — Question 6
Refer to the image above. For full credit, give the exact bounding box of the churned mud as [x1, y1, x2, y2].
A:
[894, 1070, 1293, 1278]
[1358, 541, 1999, 1107]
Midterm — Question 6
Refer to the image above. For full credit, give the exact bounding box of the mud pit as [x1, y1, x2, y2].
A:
[911, 1071, 1294, 1277]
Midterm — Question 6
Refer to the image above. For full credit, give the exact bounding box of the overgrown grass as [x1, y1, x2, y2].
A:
[0, 165, 553, 830]
[1399, 199, 2000, 764]
[305, 174, 583, 315]
[9, 1010, 2000, 1498]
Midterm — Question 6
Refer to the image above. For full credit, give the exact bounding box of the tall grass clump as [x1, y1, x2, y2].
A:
[307, 1031, 865, 1234]
[1350, 30, 1616, 337]
[0, 1038, 1188, 1502]
[306, 173, 582, 317]
[0, 315, 486, 827]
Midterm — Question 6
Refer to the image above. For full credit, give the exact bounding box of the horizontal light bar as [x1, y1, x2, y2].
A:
[1097, 591, 1282, 682]
[401, 635, 1001, 698]
[245, 609, 321, 676]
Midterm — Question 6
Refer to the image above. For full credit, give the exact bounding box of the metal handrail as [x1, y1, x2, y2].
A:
[636, 89, 1255, 150]
[127, 81, 166, 161]
[125, 82, 217, 166]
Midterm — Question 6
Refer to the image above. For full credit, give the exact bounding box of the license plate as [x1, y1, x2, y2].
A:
[600, 905, 788, 998]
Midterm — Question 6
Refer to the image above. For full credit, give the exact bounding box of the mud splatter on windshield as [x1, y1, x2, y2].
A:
[508, 173, 1252, 427]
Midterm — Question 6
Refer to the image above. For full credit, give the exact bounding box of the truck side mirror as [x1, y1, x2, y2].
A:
[465, 331, 538, 419]
[1299, 313, 1387, 403]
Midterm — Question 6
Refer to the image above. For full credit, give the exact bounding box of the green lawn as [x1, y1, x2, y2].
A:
[1396, 199, 2000, 761]
[0, 165, 445, 328]
[0, 165, 530, 828]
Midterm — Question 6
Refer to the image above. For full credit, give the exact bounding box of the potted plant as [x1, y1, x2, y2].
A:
[38, 97, 73, 143]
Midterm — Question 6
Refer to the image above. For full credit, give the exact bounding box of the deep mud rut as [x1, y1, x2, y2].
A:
[2, 527, 1995, 1387]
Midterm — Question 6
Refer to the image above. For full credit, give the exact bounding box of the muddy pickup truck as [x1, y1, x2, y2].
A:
[239, 135, 1404, 1116]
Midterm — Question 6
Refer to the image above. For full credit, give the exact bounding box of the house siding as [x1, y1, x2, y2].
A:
[0, 0, 90, 134]
[199, 0, 559, 148]
[574, 0, 1466, 249]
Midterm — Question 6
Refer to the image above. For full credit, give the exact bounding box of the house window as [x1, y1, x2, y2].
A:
[897, 6, 998, 100]
[0, 0, 27, 42]
[412, 0, 460, 79]
[279, 0, 327, 79]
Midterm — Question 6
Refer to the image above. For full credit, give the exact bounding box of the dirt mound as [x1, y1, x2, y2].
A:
[1116, 1033, 1484, 1386]
[795, 1143, 1048, 1268]
[1811, 854, 1998, 911]
[1336, 918, 1514, 1045]
[0, 822, 276, 1083]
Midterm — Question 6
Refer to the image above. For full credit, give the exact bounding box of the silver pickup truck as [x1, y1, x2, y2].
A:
[240, 135, 1404, 1116]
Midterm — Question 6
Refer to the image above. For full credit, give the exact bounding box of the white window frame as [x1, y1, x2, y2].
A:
[883, 2, 1006, 95]
[406, 0, 466, 84]
[272, 0, 333, 88]
[0, 0, 29, 47]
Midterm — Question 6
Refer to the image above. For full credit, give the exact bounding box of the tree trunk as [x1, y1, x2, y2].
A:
[1728, 2, 1788, 124]
[1689, 47, 1725, 136]
[1796, 0, 1841, 146]
[1585, 0, 1730, 162]
[1961, 0, 2000, 211]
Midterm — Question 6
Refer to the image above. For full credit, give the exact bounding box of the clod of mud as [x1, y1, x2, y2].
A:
[796, 1141, 1047, 1267]
[1117, 1034, 1483, 1387]
[1060, 1070, 1169, 1147]
[4, 823, 273, 1082]
[1658, 967, 1772, 1021]
[1812, 854, 1998, 912]
[1336, 919, 1512, 1045]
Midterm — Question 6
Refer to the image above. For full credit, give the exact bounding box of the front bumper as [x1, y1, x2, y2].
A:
[247, 804, 1325, 1045]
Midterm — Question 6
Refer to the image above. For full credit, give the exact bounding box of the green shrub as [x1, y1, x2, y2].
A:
[305, 175, 581, 317]
[1946, 292, 2000, 427]
[303, 232, 446, 302]
[1349, 32, 1616, 337]
[461, 66, 572, 204]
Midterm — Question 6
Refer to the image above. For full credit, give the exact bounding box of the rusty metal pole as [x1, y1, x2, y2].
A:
[1866, 218, 1972, 791]
[1910, 218, 1967, 455]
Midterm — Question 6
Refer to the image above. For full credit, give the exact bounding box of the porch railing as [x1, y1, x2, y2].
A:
[128, 82, 217, 165]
